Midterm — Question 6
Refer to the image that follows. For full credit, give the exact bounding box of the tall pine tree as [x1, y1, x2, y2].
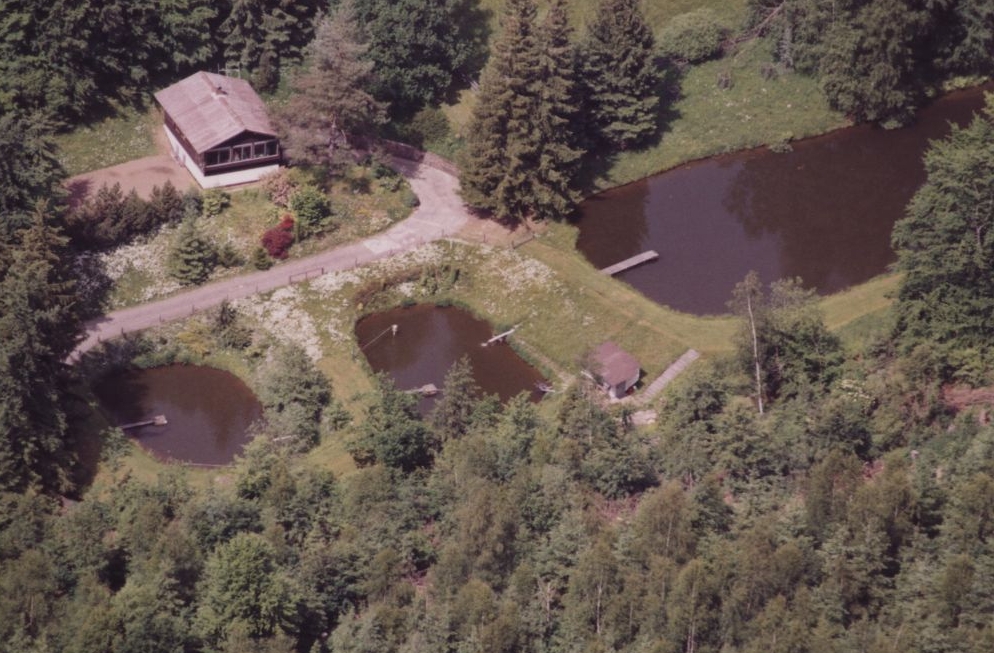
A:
[275, 1, 387, 169]
[532, 0, 584, 221]
[0, 206, 81, 493]
[579, 0, 661, 150]
[460, 0, 582, 222]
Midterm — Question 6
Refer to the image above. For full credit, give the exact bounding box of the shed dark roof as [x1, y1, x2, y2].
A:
[154, 72, 276, 153]
[590, 342, 640, 386]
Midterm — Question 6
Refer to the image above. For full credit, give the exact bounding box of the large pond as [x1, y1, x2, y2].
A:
[576, 83, 994, 315]
[94, 365, 263, 465]
[356, 304, 546, 411]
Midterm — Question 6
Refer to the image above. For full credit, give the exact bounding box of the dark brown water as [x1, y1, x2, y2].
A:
[94, 365, 263, 465]
[577, 84, 994, 315]
[356, 304, 546, 411]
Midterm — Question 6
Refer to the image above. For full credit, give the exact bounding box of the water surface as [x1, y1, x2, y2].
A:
[94, 365, 263, 465]
[576, 84, 994, 314]
[356, 304, 546, 411]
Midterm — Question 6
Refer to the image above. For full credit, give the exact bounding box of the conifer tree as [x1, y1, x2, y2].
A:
[532, 0, 584, 220]
[275, 1, 387, 170]
[0, 207, 80, 493]
[168, 218, 217, 286]
[460, 0, 541, 221]
[460, 0, 583, 222]
[579, 0, 661, 150]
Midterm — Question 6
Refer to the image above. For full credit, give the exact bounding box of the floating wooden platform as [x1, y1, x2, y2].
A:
[120, 415, 168, 430]
[600, 250, 659, 276]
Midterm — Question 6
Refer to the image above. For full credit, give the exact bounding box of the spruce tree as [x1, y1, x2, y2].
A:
[169, 218, 217, 286]
[532, 0, 584, 220]
[0, 207, 80, 493]
[579, 0, 661, 150]
[460, 0, 541, 221]
[460, 0, 582, 222]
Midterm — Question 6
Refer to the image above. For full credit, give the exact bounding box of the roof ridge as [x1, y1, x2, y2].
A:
[200, 71, 248, 133]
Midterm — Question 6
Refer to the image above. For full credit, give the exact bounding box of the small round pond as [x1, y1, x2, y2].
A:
[356, 304, 546, 411]
[576, 83, 994, 315]
[93, 365, 263, 465]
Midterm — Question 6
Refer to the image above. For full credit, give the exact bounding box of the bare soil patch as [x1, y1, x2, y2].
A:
[67, 154, 197, 206]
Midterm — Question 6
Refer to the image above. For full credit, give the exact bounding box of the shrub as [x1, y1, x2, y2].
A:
[169, 219, 217, 286]
[289, 185, 333, 237]
[658, 9, 727, 63]
[217, 242, 244, 268]
[261, 215, 295, 259]
[202, 188, 231, 218]
[261, 169, 298, 208]
[251, 246, 273, 270]
[398, 107, 452, 148]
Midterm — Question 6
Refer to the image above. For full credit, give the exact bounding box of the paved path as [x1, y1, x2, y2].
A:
[72, 157, 470, 358]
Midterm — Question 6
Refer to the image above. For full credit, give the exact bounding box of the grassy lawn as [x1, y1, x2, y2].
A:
[55, 106, 159, 176]
[595, 41, 846, 189]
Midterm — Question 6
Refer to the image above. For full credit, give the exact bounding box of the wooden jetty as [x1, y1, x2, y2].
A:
[120, 415, 168, 430]
[482, 325, 519, 347]
[406, 384, 439, 397]
[600, 250, 659, 276]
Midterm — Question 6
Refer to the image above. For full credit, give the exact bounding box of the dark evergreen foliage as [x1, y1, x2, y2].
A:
[578, 0, 661, 150]
[352, 0, 487, 117]
[0, 209, 81, 493]
[168, 218, 217, 286]
[460, 0, 583, 222]
[0, 114, 65, 237]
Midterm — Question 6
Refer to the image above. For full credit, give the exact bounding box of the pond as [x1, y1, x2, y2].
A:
[93, 365, 263, 465]
[355, 304, 547, 411]
[576, 83, 994, 315]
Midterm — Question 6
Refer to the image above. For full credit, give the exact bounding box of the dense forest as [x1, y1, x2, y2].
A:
[3, 0, 994, 652]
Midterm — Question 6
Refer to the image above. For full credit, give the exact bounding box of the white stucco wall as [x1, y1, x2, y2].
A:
[163, 126, 280, 189]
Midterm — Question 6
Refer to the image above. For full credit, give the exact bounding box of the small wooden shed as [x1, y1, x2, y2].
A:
[155, 72, 281, 188]
[588, 341, 641, 399]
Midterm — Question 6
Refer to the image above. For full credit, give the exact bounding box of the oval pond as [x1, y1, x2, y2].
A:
[356, 304, 546, 410]
[94, 365, 263, 465]
[576, 83, 994, 315]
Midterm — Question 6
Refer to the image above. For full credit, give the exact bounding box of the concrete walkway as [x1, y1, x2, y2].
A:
[639, 349, 700, 403]
[72, 157, 470, 358]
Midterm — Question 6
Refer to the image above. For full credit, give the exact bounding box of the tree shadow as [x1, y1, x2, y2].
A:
[444, 0, 493, 105]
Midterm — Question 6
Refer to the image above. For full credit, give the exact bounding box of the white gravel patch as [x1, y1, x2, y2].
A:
[236, 285, 323, 361]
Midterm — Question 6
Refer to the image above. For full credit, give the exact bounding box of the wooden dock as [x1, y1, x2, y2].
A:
[120, 415, 168, 430]
[600, 250, 659, 276]
[482, 325, 519, 347]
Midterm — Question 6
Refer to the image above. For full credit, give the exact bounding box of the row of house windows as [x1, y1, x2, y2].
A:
[204, 140, 279, 168]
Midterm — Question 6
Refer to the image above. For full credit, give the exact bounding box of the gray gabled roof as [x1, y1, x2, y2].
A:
[154, 72, 277, 154]
[590, 341, 640, 387]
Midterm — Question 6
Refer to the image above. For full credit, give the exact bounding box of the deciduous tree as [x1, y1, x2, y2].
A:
[892, 97, 994, 379]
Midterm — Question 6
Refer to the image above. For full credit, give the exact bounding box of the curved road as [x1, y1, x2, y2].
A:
[73, 158, 470, 358]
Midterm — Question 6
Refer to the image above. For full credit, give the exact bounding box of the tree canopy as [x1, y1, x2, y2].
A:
[275, 2, 387, 170]
[892, 95, 994, 379]
[459, 0, 584, 222]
